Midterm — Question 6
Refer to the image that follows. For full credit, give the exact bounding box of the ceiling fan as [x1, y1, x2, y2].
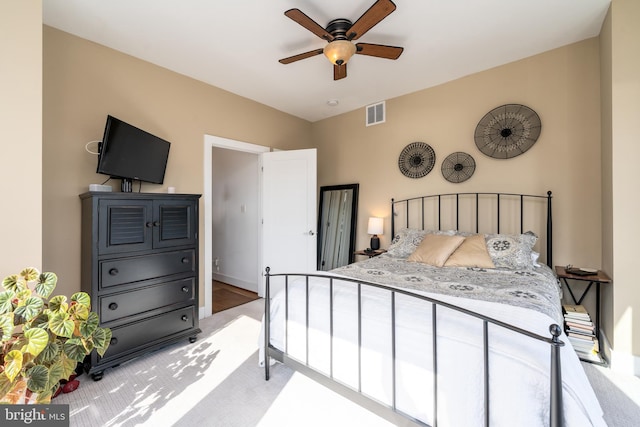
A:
[278, 0, 404, 80]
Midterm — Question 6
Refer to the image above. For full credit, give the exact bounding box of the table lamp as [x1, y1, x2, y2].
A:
[367, 217, 383, 250]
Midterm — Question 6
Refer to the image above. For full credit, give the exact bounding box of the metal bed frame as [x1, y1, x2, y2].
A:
[264, 191, 564, 427]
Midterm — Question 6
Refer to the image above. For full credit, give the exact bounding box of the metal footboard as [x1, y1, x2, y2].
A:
[264, 268, 564, 427]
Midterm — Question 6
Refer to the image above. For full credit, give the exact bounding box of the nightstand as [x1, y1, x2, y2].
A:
[354, 249, 386, 258]
[555, 265, 611, 364]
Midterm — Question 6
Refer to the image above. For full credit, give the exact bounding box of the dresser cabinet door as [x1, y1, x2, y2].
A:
[98, 199, 153, 255]
[153, 199, 198, 249]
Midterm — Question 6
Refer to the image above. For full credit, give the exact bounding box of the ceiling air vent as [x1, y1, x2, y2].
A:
[366, 101, 385, 126]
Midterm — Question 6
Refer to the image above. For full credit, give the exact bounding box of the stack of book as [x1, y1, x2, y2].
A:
[563, 304, 600, 362]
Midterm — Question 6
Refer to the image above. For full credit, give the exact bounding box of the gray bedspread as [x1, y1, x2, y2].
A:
[331, 254, 563, 324]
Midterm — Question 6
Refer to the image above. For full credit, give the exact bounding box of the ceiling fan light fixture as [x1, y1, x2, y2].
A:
[323, 40, 356, 66]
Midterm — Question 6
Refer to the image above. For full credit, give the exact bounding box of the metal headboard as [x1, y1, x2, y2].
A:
[391, 191, 553, 267]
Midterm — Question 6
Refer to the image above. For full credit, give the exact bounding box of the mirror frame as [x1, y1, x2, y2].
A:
[317, 183, 359, 270]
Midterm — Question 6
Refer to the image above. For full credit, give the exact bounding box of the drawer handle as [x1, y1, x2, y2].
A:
[108, 302, 118, 310]
[182, 286, 189, 293]
[181, 257, 190, 264]
[146, 222, 153, 228]
[181, 315, 188, 322]
[109, 268, 119, 276]
[110, 337, 118, 345]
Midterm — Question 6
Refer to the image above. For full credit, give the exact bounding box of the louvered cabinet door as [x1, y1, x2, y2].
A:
[153, 199, 198, 249]
[98, 199, 154, 255]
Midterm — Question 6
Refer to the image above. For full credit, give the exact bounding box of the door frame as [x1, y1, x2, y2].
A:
[203, 135, 270, 318]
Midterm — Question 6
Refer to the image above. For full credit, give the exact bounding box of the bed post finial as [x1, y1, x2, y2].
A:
[549, 323, 564, 427]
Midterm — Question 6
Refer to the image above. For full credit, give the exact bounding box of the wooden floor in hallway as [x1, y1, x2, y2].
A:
[212, 280, 259, 313]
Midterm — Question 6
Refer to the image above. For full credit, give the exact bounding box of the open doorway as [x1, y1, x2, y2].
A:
[203, 137, 317, 318]
[211, 147, 260, 312]
[203, 136, 269, 317]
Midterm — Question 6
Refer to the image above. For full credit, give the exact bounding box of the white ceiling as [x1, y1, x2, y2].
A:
[42, 0, 610, 123]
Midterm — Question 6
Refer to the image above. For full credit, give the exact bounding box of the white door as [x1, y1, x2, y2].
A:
[261, 149, 317, 295]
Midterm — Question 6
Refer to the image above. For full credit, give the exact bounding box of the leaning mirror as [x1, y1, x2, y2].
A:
[317, 184, 359, 271]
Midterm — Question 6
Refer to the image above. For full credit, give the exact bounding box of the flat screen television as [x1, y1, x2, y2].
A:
[96, 115, 171, 191]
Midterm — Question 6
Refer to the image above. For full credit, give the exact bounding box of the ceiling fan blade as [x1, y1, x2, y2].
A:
[284, 9, 334, 41]
[334, 63, 347, 80]
[279, 49, 324, 64]
[356, 43, 403, 59]
[347, 0, 397, 40]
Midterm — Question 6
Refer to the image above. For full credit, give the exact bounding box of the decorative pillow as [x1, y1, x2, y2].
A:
[407, 234, 465, 267]
[484, 232, 537, 269]
[444, 234, 495, 268]
[387, 228, 455, 258]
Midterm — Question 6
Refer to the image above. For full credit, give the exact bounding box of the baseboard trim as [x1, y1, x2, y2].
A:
[213, 273, 257, 293]
[610, 348, 640, 376]
[601, 330, 640, 375]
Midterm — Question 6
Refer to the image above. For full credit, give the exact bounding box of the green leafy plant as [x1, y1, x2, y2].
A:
[0, 267, 111, 404]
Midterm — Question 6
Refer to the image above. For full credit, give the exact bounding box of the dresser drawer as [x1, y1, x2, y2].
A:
[101, 306, 196, 361]
[99, 277, 195, 323]
[99, 250, 195, 288]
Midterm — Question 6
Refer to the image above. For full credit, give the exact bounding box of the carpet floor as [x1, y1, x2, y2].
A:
[55, 299, 640, 426]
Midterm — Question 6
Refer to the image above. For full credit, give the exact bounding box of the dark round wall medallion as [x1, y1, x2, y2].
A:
[441, 152, 476, 183]
[474, 104, 541, 159]
[398, 142, 436, 179]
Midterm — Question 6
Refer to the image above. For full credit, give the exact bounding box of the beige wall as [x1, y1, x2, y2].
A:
[312, 39, 602, 273]
[0, 1, 42, 275]
[42, 26, 312, 300]
[607, 0, 640, 364]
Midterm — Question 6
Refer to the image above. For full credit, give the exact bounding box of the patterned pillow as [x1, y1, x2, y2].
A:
[484, 232, 537, 269]
[387, 228, 455, 258]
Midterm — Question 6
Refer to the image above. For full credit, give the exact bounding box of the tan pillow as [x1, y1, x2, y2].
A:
[445, 234, 495, 268]
[407, 234, 465, 267]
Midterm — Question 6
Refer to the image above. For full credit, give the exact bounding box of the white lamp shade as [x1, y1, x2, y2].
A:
[367, 217, 383, 235]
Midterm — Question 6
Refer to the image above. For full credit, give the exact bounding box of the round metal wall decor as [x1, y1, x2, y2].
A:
[441, 152, 476, 183]
[398, 142, 436, 179]
[474, 104, 541, 159]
